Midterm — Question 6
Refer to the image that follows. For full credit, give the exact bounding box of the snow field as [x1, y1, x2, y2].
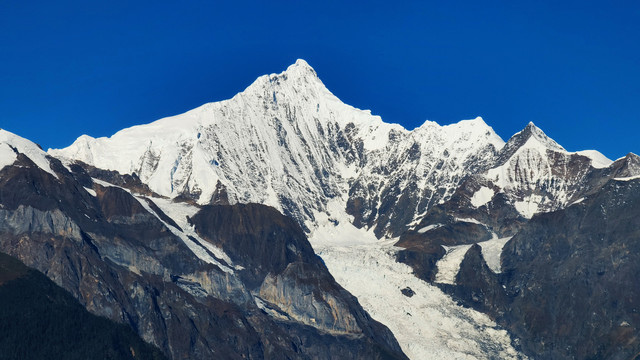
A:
[0, 129, 58, 178]
[434, 244, 473, 284]
[311, 221, 524, 360]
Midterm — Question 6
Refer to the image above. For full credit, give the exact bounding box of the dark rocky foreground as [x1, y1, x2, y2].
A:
[496, 178, 640, 359]
[0, 252, 167, 360]
[0, 152, 406, 359]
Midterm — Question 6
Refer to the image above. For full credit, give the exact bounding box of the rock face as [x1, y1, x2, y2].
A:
[190, 204, 403, 348]
[0, 132, 407, 360]
[426, 176, 640, 360]
[497, 178, 640, 359]
[0, 252, 168, 360]
[395, 122, 633, 284]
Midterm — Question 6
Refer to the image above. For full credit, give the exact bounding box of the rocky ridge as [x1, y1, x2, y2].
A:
[0, 129, 406, 359]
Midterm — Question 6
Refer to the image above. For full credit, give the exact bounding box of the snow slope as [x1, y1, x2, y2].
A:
[311, 230, 525, 359]
[0, 129, 58, 178]
[482, 123, 614, 218]
[52, 61, 616, 235]
[50, 60, 505, 235]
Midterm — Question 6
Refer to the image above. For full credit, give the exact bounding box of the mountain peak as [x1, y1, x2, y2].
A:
[292, 58, 312, 69]
[239, 59, 325, 102]
[491, 122, 565, 167]
[522, 121, 545, 138]
[282, 58, 318, 80]
[513, 121, 564, 152]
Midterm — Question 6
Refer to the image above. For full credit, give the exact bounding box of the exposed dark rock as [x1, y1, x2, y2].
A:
[73, 160, 160, 197]
[496, 178, 640, 359]
[0, 252, 167, 360]
[0, 154, 407, 360]
[190, 204, 408, 358]
[395, 240, 446, 282]
[445, 178, 640, 359]
[440, 244, 508, 318]
[190, 203, 316, 288]
[210, 180, 230, 205]
[395, 209, 494, 283]
[400, 287, 415, 297]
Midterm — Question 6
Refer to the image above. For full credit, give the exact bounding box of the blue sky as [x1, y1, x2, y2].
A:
[1, 1, 638, 159]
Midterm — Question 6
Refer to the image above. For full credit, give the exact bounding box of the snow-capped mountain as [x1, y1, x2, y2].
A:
[50, 59, 505, 237]
[5, 60, 640, 360]
[52, 61, 618, 240]
[0, 126, 525, 359]
[0, 129, 408, 359]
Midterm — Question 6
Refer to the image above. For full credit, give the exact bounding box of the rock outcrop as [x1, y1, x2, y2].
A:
[0, 137, 407, 359]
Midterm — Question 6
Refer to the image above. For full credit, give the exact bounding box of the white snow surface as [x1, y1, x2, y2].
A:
[143, 196, 238, 272]
[570, 197, 585, 205]
[470, 186, 495, 208]
[454, 217, 484, 225]
[614, 175, 640, 182]
[434, 245, 473, 285]
[478, 237, 513, 274]
[418, 223, 444, 233]
[514, 196, 542, 219]
[311, 228, 524, 360]
[0, 143, 17, 171]
[0, 129, 58, 178]
[575, 150, 612, 169]
[50, 61, 505, 234]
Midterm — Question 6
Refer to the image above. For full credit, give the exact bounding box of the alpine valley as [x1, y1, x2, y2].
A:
[1, 60, 639, 359]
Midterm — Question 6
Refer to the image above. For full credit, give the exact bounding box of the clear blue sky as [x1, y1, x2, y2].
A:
[1, 1, 638, 159]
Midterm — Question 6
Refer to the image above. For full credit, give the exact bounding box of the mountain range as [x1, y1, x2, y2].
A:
[1, 59, 639, 359]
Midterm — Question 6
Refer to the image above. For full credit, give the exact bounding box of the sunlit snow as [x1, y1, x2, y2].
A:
[434, 245, 473, 285]
[478, 237, 512, 274]
[470, 186, 495, 208]
[575, 150, 612, 169]
[311, 227, 524, 359]
[0, 129, 58, 178]
[418, 223, 444, 233]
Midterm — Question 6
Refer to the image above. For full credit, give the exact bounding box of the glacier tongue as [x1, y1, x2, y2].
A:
[311, 232, 525, 360]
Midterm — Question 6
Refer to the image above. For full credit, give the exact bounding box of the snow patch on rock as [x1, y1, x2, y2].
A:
[470, 186, 495, 208]
[418, 223, 444, 233]
[454, 217, 484, 225]
[435, 245, 473, 285]
[478, 237, 512, 273]
[149, 197, 238, 271]
[0, 129, 58, 178]
[614, 175, 640, 182]
[575, 150, 612, 169]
